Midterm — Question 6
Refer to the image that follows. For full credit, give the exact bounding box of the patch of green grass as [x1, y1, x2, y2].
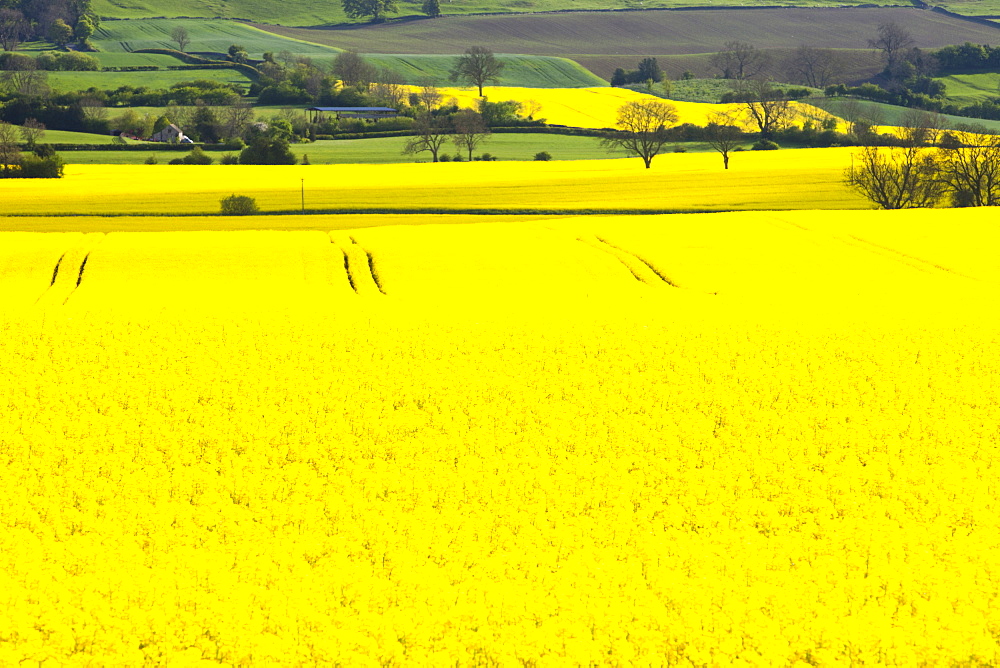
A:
[810, 96, 1000, 133]
[45, 69, 254, 94]
[58, 134, 747, 164]
[936, 73, 1000, 105]
[91, 19, 341, 60]
[40, 129, 138, 144]
[88, 53, 190, 68]
[367, 54, 605, 87]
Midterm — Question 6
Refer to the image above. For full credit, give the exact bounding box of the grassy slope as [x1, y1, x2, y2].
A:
[810, 96, 1000, 132]
[936, 73, 1000, 105]
[367, 54, 606, 87]
[89, 19, 604, 87]
[59, 135, 748, 164]
[45, 69, 254, 94]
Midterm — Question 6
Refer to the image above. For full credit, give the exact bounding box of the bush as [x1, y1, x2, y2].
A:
[144, 155, 158, 164]
[475, 153, 497, 161]
[16, 154, 64, 178]
[438, 154, 452, 162]
[168, 158, 184, 165]
[751, 139, 780, 151]
[533, 151, 552, 161]
[220, 194, 259, 215]
[179, 146, 213, 165]
[219, 153, 239, 165]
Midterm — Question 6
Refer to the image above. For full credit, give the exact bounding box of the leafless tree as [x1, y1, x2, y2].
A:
[414, 81, 442, 114]
[370, 68, 408, 109]
[704, 110, 744, 170]
[332, 50, 377, 87]
[845, 145, 944, 209]
[0, 121, 22, 176]
[601, 99, 679, 169]
[403, 113, 452, 162]
[170, 25, 190, 52]
[19, 118, 45, 148]
[222, 98, 255, 140]
[449, 46, 504, 97]
[0, 57, 49, 98]
[0, 9, 29, 51]
[451, 109, 491, 161]
[899, 107, 947, 147]
[710, 41, 771, 80]
[730, 78, 793, 139]
[869, 22, 915, 70]
[783, 45, 845, 88]
[936, 130, 1000, 207]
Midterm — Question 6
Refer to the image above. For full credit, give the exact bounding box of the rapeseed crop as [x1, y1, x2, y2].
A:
[2, 209, 999, 666]
[431, 85, 838, 130]
[0, 148, 865, 216]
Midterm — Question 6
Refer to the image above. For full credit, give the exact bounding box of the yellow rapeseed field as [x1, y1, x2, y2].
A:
[430, 86, 837, 131]
[0, 148, 865, 216]
[2, 209, 1000, 666]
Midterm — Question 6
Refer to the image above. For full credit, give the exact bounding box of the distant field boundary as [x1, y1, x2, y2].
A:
[0, 207, 740, 218]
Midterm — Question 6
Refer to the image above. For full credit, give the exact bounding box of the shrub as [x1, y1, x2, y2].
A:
[751, 139, 780, 151]
[220, 194, 259, 215]
[533, 151, 552, 161]
[180, 146, 213, 165]
[16, 154, 64, 178]
[438, 154, 452, 162]
[144, 155, 158, 165]
[168, 158, 184, 165]
[219, 153, 240, 165]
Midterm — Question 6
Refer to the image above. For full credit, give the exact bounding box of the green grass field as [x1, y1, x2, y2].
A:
[56, 135, 751, 164]
[92, 19, 342, 59]
[87, 53, 190, 68]
[810, 97, 1000, 133]
[936, 73, 1000, 105]
[367, 54, 605, 87]
[45, 69, 254, 94]
[87, 19, 605, 87]
[40, 130, 139, 145]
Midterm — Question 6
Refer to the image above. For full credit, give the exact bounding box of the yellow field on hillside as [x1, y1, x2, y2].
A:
[0, 148, 865, 216]
[2, 208, 1000, 666]
[432, 86, 838, 130]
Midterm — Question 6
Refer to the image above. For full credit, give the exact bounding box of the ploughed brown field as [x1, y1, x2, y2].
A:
[261, 7, 1000, 58]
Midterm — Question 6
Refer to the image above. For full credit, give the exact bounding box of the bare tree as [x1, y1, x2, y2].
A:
[936, 130, 1000, 207]
[601, 99, 679, 169]
[0, 9, 29, 52]
[414, 81, 442, 114]
[78, 97, 108, 124]
[704, 110, 743, 170]
[222, 98, 255, 140]
[783, 45, 845, 88]
[19, 118, 45, 149]
[869, 22, 915, 70]
[449, 46, 504, 97]
[710, 41, 771, 80]
[170, 25, 190, 52]
[899, 108, 947, 148]
[332, 50, 377, 87]
[370, 67, 408, 109]
[730, 78, 793, 139]
[0, 57, 49, 98]
[403, 114, 452, 162]
[0, 121, 22, 177]
[452, 109, 491, 161]
[845, 146, 944, 209]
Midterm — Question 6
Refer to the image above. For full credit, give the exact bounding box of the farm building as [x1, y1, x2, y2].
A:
[151, 124, 188, 143]
[307, 107, 399, 123]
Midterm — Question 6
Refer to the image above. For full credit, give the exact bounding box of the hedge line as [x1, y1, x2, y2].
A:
[131, 49, 260, 79]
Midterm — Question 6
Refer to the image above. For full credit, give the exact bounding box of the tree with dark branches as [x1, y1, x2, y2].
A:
[845, 145, 944, 209]
[710, 41, 771, 80]
[449, 46, 504, 97]
[601, 99, 678, 169]
[869, 22, 915, 70]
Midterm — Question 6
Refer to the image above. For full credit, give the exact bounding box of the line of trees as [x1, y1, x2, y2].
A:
[846, 129, 1000, 208]
[0, 0, 99, 51]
